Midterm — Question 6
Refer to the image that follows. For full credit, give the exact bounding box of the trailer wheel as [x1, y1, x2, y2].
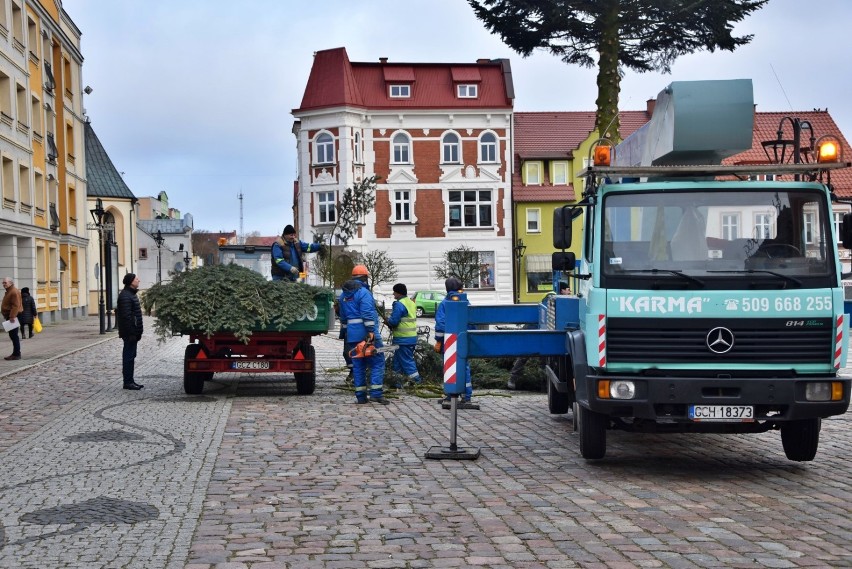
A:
[294, 344, 316, 395]
[577, 404, 607, 460]
[781, 418, 820, 461]
[547, 377, 570, 414]
[184, 344, 206, 394]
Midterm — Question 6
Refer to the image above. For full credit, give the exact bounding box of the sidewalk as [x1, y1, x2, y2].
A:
[0, 316, 116, 379]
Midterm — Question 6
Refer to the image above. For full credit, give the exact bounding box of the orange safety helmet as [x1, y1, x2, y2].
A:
[352, 264, 369, 277]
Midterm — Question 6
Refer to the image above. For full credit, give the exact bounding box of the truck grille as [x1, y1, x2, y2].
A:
[606, 317, 833, 364]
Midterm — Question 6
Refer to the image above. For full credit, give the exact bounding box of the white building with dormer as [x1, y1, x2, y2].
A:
[292, 47, 515, 303]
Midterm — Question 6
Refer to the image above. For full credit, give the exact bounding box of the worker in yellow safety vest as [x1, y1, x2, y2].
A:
[386, 283, 422, 388]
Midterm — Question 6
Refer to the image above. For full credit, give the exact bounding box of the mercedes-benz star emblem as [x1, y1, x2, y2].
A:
[706, 327, 735, 354]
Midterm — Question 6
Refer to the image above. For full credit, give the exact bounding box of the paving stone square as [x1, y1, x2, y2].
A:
[0, 317, 849, 568]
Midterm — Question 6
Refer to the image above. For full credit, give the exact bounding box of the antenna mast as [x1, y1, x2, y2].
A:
[238, 190, 244, 244]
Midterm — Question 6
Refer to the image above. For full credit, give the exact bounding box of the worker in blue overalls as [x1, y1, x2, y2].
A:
[434, 277, 477, 409]
[338, 265, 389, 405]
[387, 282, 422, 388]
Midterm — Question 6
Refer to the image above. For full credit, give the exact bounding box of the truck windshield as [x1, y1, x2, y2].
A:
[601, 188, 835, 289]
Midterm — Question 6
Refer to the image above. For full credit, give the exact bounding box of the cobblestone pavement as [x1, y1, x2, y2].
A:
[0, 318, 850, 568]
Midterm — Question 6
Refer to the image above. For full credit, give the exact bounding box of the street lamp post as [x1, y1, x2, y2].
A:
[762, 116, 815, 181]
[154, 230, 165, 283]
[89, 198, 106, 335]
[513, 238, 526, 303]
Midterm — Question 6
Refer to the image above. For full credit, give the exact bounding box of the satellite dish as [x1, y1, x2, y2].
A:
[174, 262, 185, 272]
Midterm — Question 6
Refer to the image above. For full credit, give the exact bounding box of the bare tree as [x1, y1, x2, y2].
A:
[323, 175, 380, 246]
[312, 175, 381, 288]
[362, 249, 398, 293]
[433, 245, 481, 289]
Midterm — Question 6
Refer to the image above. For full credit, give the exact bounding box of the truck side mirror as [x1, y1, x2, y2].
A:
[553, 206, 573, 249]
[843, 213, 852, 250]
[552, 252, 576, 271]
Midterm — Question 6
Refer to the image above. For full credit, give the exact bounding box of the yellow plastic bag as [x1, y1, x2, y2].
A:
[33, 316, 42, 334]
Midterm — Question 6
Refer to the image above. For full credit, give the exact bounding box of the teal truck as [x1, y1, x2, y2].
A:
[443, 80, 851, 461]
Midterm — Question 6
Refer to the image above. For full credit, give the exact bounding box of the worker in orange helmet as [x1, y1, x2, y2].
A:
[338, 264, 389, 404]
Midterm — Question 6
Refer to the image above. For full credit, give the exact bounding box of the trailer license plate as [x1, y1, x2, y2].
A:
[232, 360, 270, 370]
[689, 405, 754, 422]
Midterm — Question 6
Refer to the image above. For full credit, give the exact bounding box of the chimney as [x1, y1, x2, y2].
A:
[379, 57, 388, 64]
[476, 58, 491, 64]
[646, 98, 656, 116]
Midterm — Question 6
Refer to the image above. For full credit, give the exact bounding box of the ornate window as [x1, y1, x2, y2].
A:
[392, 189, 411, 222]
[315, 132, 334, 164]
[449, 190, 492, 228]
[391, 132, 411, 164]
[479, 132, 497, 163]
[442, 132, 460, 164]
[318, 191, 336, 224]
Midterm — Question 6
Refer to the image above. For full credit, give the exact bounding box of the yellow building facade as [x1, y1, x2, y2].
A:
[0, 0, 89, 321]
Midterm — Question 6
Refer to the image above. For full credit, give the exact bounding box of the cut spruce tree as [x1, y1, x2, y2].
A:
[141, 264, 330, 343]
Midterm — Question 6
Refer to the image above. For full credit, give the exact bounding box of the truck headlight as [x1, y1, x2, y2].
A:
[805, 382, 844, 401]
[598, 379, 636, 399]
[610, 380, 636, 399]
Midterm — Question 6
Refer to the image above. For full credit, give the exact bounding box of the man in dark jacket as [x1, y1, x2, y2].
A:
[1, 277, 22, 360]
[270, 224, 324, 281]
[116, 273, 144, 390]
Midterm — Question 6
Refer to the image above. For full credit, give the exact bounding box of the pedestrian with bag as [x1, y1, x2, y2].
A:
[19, 287, 38, 339]
[338, 265, 389, 404]
[116, 273, 144, 390]
[387, 282, 422, 387]
[1, 277, 22, 360]
[270, 224, 324, 282]
[434, 277, 477, 409]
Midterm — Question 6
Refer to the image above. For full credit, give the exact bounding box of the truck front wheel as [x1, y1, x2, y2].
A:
[577, 403, 607, 460]
[294, 344, 316, 395]
[780, 418, 820, 461]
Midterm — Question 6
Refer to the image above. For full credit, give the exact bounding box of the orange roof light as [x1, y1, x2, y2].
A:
[593, 145, 611, 166]
[816, 135, 842, 163]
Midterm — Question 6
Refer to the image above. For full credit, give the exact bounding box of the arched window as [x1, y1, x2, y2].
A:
[442, 132, 460, 163]
[315, 132, 334, 164]
[392, 132, 411, 164]
[479, 132, 497, 163]
[354, 131, 362, 163]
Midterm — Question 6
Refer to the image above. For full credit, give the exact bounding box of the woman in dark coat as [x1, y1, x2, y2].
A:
[19, 287, 38, 339]
[116, 273, 144, 390]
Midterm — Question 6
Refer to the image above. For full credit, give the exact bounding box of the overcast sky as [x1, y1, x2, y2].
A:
[66, 0, 852, 237]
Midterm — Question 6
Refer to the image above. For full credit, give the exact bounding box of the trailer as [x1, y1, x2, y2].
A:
[181, 245, 333, 395]
[441, 80, 852, 461]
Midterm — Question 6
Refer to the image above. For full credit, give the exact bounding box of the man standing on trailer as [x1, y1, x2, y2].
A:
[271, 224, 324, 282]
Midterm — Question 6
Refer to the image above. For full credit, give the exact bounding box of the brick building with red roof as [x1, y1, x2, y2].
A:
[293, 47, 515, 301]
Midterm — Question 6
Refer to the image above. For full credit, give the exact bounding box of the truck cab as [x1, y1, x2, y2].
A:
[545, 80, 852, 460]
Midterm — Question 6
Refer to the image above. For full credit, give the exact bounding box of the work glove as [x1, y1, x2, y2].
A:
[434, 341, 442, 353]
[290, 266, 299, 275]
